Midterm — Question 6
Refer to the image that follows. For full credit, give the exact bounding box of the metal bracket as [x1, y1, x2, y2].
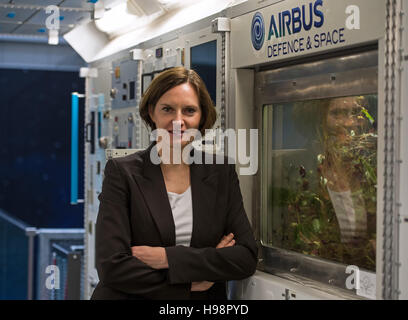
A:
[130, 49, 144, 61]
[105, 148, 143, 160]
[282, 288, 296, 300]
[211, 17, 231, 33]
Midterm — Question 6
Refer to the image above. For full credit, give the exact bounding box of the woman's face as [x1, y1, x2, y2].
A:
[326, 97, 363, 136]
[150, 83, 202, 147]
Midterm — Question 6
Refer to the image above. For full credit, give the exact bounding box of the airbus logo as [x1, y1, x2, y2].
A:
[251, 12, 265, 51]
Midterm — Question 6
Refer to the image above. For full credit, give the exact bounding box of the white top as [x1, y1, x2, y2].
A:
[327, 188, 367, 243]
[167, 186, 193, 247]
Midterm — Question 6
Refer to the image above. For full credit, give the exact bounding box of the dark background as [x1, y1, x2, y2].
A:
[0, 68, 84, 228]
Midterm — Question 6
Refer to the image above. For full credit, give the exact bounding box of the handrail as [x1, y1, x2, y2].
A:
[0, 209, 30, 230]
[52, 242, 71, 256]
[0, 209, 36, 300]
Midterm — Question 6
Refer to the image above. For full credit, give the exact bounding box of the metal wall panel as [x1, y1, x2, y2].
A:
[0, 7, 37, 23]
[0, 41, 85, 71]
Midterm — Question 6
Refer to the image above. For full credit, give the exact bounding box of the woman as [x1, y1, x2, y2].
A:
[91, 67, 258, 300]
[320, 96, 369, 244]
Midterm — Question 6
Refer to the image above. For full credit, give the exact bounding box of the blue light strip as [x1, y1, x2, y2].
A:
[71, 93, 79, 205]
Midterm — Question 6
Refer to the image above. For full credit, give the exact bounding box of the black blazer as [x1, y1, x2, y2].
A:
[91, 142, 258, 300]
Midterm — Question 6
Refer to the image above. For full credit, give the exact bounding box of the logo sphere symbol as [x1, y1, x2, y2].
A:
[251, 12, 265, 51]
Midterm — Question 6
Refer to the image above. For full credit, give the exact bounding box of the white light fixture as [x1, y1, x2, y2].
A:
[65, 0, 244, 61]
[156, 0, 181, 6]
[94, 2, 138, 34]
[156, 0, 197, 10]
[64, 21, 109, 62]
[48, 29, 59, 45]
[127, 0, 162, 16]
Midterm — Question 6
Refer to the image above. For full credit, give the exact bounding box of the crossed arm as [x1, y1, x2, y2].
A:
[95, 159, 257, 298]
[131, 233, 236, 291]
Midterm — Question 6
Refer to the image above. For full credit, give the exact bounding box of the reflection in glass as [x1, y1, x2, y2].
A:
[262, 95, 377, 271]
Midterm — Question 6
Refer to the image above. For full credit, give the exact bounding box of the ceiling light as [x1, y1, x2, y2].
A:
[127, 0, 162, 16]
[94, 2, 138, 34]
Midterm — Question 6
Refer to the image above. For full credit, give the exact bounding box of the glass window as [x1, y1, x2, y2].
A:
[262, 95, 377, 272]
[190, 40, 217, 105]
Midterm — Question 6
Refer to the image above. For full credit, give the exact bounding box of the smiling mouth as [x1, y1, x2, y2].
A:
[168, 130, 185, 135]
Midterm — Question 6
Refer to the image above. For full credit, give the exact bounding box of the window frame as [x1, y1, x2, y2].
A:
[255, 49, 379, 295]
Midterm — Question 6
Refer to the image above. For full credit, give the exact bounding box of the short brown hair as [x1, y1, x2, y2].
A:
[139, 67, 217, 134]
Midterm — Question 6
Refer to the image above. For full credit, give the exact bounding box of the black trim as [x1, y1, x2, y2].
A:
[256, 42, 379, 72]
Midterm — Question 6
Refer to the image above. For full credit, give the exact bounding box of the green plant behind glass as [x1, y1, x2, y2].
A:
[270, 96, 377, 271]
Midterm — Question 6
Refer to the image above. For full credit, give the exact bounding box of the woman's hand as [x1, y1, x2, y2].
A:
[216, 233, 235, 249]
[130, 234, 235, 289]
[191, 233, 235, 292]
[131, 246, 168, 269]
[191, 281, 215, 292]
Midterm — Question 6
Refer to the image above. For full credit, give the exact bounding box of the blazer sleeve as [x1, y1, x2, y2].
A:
[95, 159, 190, 298]
[165, 163, 258, 284]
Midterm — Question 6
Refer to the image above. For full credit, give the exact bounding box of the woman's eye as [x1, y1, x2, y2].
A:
[185, 108, 196, 114]
[162, 106, 172, 112]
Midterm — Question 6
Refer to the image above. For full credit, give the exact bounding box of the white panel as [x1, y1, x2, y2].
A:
[233, 69, 255, 224]
[399, 59, 408, 299]
[231, 0, 386, 68]
[184, 27, 222, 129]
[64, 21, 109, 63]
[405, 0, 408, 53]
[376, 37, 385, 300]
[230, 271, 355, 300]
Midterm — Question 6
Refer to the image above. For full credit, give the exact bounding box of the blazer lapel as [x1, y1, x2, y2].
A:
[132, 143, 176, 246]
[132, 144, 219, 248]
[189, 157, 219, 248]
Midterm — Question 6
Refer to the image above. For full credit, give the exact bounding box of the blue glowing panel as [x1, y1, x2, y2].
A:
[190, 40, 217, 105]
